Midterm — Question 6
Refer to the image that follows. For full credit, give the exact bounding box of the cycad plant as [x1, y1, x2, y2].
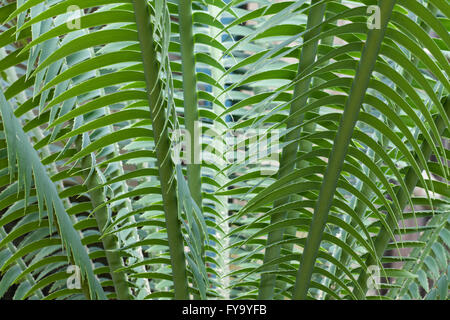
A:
[0, 0, 448, 300]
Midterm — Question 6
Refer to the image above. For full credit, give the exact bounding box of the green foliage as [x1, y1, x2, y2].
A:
[0, 0, 448, 300]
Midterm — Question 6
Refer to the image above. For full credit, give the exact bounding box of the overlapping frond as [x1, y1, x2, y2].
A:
[0, 0, 447, 300]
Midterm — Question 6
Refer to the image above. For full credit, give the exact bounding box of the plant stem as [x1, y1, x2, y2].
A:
[292, 0, 396, 300]
[105, 147, 151, 299]
[80, 149, 132, 300]
[177, 0, 203, 210]
[279, 5, 338, 299]
[334, 1, 437, 294]
[258, 0, 327, 300]
[132, 0, 189, 299]
[285, 7, 337, 240]
[85, 34, 150, 297]
[208, 4, 230, 299]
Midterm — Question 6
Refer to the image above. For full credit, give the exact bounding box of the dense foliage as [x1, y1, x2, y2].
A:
[0, 0, 448, 300]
